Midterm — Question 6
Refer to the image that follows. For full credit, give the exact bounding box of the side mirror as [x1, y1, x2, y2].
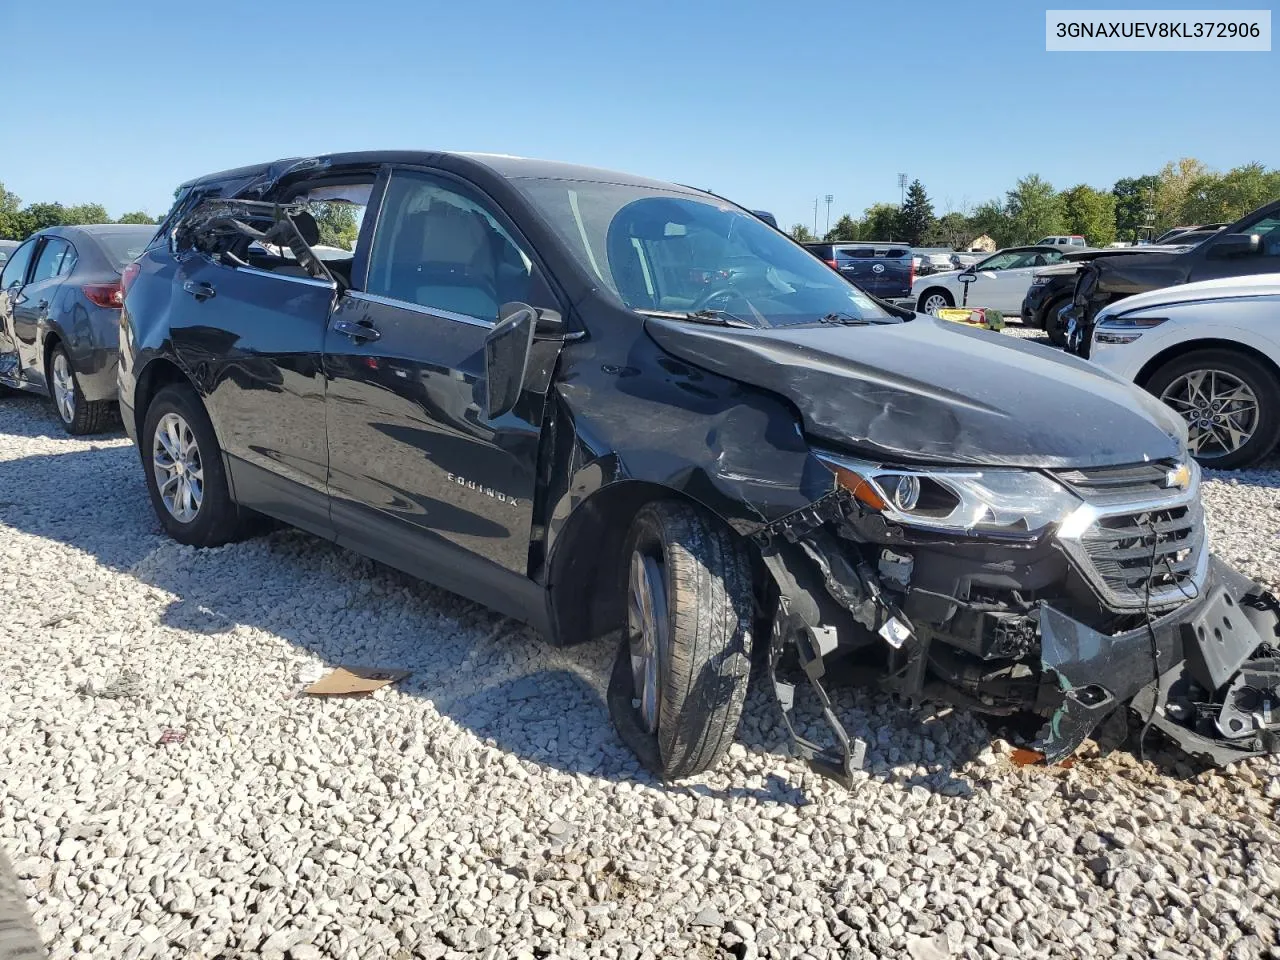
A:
[484, 302, 537, 420]
[534, 307, 564, 339]
[1207, 233, 1261, 259]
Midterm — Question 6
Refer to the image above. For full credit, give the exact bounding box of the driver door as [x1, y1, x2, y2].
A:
[0, 239, 38, 382]
[324, 167, 565, 615]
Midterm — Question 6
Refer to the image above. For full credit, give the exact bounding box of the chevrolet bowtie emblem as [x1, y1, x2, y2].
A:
[1165, 463, 1191, 490]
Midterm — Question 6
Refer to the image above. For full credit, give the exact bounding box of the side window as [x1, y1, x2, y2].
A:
[1, 240, 36, 289]
[1250, 216, 1280, 257]
[30, 238, 71, 284]
[365, 171, 538, 321]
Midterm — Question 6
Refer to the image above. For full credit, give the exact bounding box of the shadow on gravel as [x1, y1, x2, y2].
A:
[1, 433, 989, 802]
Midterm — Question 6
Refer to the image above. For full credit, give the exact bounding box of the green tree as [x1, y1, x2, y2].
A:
[1061, 184, 1116, 246]
[1004, 175, 1065, 244]
[965, 199, 1010, 248]
[898, 180, 935, 245]
[19, 202, 68, 233]
[63, 203, 111, 225]
[116, 211, 157, 225]
[310, 202, 360, 249]
[789, 223, 815, 242]
[0, 181, 22, 239]
[861, 203, 902, 241]
[1112, 175, 1158, 242]
[1181, 162, 1280, 224]
[824, 213, 859, 241]
[927, 212, 970, 248]
[1153, 158, 1208, 233]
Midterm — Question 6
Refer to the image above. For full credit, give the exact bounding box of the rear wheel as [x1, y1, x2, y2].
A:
[141, 383, 251, 545]
[606, 501, 755, 780]
[48, 344, 115, 435]
[918, 290, 953, 315]
[1145, 349, 1280, 470]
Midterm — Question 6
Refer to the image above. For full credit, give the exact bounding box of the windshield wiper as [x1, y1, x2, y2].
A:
[635, 308, 754, 328]
[817, 313, 876, 326]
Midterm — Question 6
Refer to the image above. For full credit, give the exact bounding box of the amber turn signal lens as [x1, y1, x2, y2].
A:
[831, 465, 886, 510]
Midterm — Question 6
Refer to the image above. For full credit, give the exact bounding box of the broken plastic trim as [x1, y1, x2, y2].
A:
[768, 603, 866, 787]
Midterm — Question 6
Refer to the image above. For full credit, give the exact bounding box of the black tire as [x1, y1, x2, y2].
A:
[1144, 349, 1280, 470]
[916, 288, 954, 315]
[0, 849, 45, 960]
[46, 343, 116, 435]
[606, 500, 755, 781]
[1043, 297, 1071, 348]
[140, 383, 251, 546]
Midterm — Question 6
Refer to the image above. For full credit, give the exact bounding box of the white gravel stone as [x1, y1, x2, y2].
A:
[2, 392, 1279, 960]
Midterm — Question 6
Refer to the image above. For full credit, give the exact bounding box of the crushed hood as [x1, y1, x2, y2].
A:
[645, 315, 1185, 468]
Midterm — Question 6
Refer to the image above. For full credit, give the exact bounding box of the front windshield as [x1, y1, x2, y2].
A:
[515, 178, 896, 327]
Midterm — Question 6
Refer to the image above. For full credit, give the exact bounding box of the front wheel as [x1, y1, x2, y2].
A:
[1145, 349, 1280, 470]
[917, 290, 953, 316]
[1043, 298, 1071, 348]
[606, 501, 755, 781]
[141, 383, 251, 545]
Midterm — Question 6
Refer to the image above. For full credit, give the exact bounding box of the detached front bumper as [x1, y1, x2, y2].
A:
[1035, 556, 1280, 763]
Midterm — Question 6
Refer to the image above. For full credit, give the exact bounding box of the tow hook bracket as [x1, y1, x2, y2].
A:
[769, 603, 866, 787]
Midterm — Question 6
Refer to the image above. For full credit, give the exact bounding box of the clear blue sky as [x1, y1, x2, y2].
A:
[4, 0, 1275, 230]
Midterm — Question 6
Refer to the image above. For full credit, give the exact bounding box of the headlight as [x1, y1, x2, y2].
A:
[814, 451, 1081, 538]
[1094, 315, 1167, 345]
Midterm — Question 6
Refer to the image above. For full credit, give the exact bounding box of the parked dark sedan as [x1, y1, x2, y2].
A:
[119, 151, 1280, 784]
[0, 224, 155, 432]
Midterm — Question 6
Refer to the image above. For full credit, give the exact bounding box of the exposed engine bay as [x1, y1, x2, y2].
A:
[755, 451, 1280, 784]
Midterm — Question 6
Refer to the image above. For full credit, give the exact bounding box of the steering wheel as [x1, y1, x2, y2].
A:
[690, 285, 738, 312]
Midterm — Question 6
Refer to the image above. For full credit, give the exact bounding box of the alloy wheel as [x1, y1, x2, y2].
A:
[922, 294, 949, 316]
[1159, 368, 1259, 460]
[152, 412, 204, 523]
[627, 549, 670, 735]
[51, 352, 76, 424]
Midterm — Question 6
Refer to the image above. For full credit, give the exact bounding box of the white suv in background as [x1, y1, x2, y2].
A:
[1089, 273, 1280, 469]
[1037, 235, 1087, 247]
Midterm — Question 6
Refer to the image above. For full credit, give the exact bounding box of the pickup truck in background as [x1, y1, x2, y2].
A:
[802, 242, 915, 302]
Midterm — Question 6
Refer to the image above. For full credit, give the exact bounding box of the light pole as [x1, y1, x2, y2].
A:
[824, 194, 833, 236]
[813, 197, 820, 238]
[897, 173, 908, 208]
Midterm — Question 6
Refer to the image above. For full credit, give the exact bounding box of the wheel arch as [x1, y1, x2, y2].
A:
[132, 357, 201, 440]
[1134, 337, 1280, 389]
[544, 476, 762, 648]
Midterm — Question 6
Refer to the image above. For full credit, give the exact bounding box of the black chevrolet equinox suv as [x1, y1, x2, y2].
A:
[119, 152, 1280, 782]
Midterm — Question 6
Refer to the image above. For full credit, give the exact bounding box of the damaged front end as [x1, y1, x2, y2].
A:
[755, 451, 1280, 784]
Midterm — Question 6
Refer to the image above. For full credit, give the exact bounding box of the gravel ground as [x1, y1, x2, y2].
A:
[2, 385, 1280, 960]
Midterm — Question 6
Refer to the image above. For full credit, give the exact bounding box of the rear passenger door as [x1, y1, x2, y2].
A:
[324, 166, 564, 612]
[166, 215, 342, 538]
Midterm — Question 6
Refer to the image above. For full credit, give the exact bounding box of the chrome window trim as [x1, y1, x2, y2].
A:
[236, 266, 337, 289]
[343, 290, 493, 328]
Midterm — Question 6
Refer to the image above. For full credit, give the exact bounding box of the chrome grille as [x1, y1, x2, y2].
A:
[1056, 463, 1208, 610]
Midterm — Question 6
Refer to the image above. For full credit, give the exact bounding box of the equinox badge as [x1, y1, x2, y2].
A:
[447, 473, 520, 507]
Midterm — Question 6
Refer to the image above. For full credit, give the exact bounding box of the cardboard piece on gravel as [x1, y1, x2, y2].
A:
[304, 667, 410, 696]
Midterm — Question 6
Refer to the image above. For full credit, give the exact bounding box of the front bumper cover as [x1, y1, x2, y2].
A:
[1037, 557, 1280, 763]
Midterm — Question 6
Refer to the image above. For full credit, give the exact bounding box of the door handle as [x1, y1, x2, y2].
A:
[333, 318, 381, 342]
[183, 281, 216, 302]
